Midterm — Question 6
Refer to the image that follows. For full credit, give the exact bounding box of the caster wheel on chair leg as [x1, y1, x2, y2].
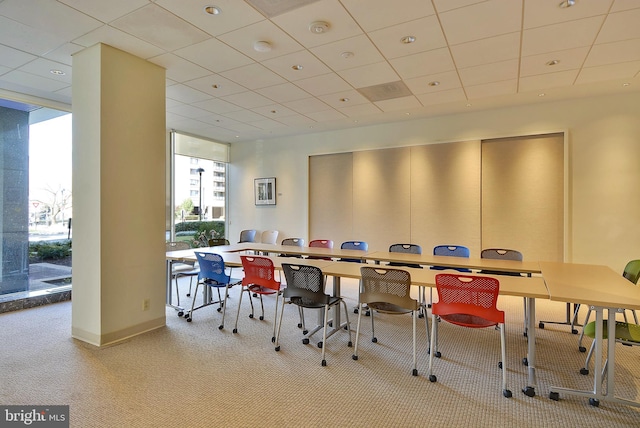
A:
[347, 341, 353, 347]
[259, 316, 264, 321]
[580, 368, 589, 375]
[412, 369, 418, 376]
[503, 389, 512, 398]
[352, 355, 358, 361]
[302, 338, 309, 345]
[539, 322, 545, 329]
[429, 375, 437, 382]
[498, 361, 502, 369]
[232, 328, 238, 334]
[372, 337, 378, 343]
[317, 342, 323, 349]
[271, 336, 275, 343]
[572, 329, 578, 334]
[177, 311, 184, 317]
[589, 398, 599, 407]
[549, 392, 559, 401]
[435, 351, 441, 358]
[218, 325, 223, 330]
[579, 346, 586, 352]
[249, 314, 254, 319]
[522, 357, 528, 366]
[275, 346, 280, 352]
[522, 386, 535, 397]
[297, 323, 302, 328]
[321, 360, 327, 367]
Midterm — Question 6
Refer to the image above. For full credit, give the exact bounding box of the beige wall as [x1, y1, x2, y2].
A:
[228, 91, 640, 273]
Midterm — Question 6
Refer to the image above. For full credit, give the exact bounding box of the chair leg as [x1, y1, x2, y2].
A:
[321, 304, 329, 366]
[412, 309, 417, 376]
[271, 292, 281, 343]
[370, 307, 377, 342]
[233, 288, 245, 333]
[500, 323, 511, 397]
[428, 314, 438, 382]
[173, 276, 181, 307]
[274, 299, 288, 351]
[219, 285, 230, 330]
[577, 308, 593, 351]
[339, 299, 353, 346]
[186, 281, 200, 322]
[352, 303, 363, 360]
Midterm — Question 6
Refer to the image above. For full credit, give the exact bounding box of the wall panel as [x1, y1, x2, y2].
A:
[353, 147, 411, 251]
[411, 141, 482, 255]
[481, 134, 564, 262]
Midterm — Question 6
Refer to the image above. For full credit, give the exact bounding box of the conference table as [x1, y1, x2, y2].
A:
[166, 243, 546, 397]
[541, 261, 640, 407]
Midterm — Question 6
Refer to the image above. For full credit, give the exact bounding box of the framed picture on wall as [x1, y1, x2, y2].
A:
[254, 177, 276, 205]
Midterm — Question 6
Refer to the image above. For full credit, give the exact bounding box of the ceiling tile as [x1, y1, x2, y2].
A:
[294, 73, 352, 96]
[522, 16, 604, 56]
[219, 63, 287, 90]
[404, 71, 462, 95]
[42, 43, 85, 66]
[216, 20, 303, 62]
[0, 16, 67, 56]
[369, 15, 447, 60]
[191, 98, 244, 115]
[223, 109, 269, 123]
[439, 0, 522, 45]
[111, 4, 210, 51]
[149, 54, 211, 83]
[310, 34, 385, 72]
[252, 104, 297, 118]
[262, 50, 332, 81]
[256, 83, 311, 103]
[432, 0, 487, 14]
[271, 0, 362, 48]
[306, 109, 346, 121]
[374, 95, 422, 112]
[450, 32, 520, 69]
[276, 114, 316, 126]
[18, 59, 72, 84]
[585, 38, 640, 67]
[341, 0, 435, 32]
[390, 48, 455, 80]
[59, 0, 148, 23]
[174, 38, 254, 73]
[415, 88, 467, 106]
[520, 47, 590, 77]
[459, 59, 519, 87]
[337, 103, 381, 118]
[465, 79, 517, 99]
[0, 44, 37, 69]
[518, 70, 579, 93]
[338, 62, 400, 88]
[576, 61, 640, 85]
[283, 97, 332, 114]
[220, 91, 275, 109]
[596, 7, 640, 44]
[184, 74, 246, 98]
[1, 70, 69, 92]
[318, 89, 370, 108]
[72, 25, 165, 60]
[166, 84, 211, 104]
[523, 0, 613, 29]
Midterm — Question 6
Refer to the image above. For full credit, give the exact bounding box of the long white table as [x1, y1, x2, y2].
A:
[166, 244, 547, 397]
[541, 261, 640, 407]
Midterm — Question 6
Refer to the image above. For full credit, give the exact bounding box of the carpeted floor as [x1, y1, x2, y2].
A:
[1, 276, 640, 427]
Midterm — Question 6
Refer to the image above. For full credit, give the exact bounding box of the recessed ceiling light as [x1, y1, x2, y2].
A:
[292, 64, 303, 70]
[211, 84, 221, 89]
[401, 36, 416, 44]
[405, 112, 411, 116]
[623, 82, 630, 87]
[204, 5, 221, 15]
[270, 110, 277, 114]
[341, 51, 354, 59]
[340, 98, 349, 102]
[538, 93, 546, 97]
[466, 103, 472, 107]
[50, 69, 65, 76]
[546, 59, 560, 66]
[428, 81, 440, 87]
[253, 40, 272, 52]
[559, 0, 575, 8]
[309, 21, 330, 34]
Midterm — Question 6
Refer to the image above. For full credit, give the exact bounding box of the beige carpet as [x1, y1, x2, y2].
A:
[1, 276, 640, 427]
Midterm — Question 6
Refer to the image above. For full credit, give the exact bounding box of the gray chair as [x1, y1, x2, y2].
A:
[165, 241, 199, 307]
[238, 229, 257, 243]
[280, 237, 305, 258]
[352, 266, 424, 376]
[275, 263, 352, 366]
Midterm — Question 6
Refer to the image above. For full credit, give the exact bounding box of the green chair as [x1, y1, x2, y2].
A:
[579, 260, 640, 376]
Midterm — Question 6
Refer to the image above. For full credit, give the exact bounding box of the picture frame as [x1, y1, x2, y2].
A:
[254, 177, 276, 205]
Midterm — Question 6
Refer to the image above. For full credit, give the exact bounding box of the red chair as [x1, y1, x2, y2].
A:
[428, 273, 511, 398]
[233, 256, 283, 342]
[307, 239, 333, 260]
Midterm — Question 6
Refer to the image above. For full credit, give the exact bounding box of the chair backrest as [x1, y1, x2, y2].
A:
[239, 229, 257, 243]
[389, 243, 422, 255]
[261, 230, 279, 244]
[433, 245, 470, 258]
[281, 238, 304, 247]
[623, 260, 640, 285]
[341, 241, 368, 251]
[281, 264, 329, 306]
[359, 267, 418, 311]
[240, 255, 280, 291]
[481, 248, 523, 261]
[166, 241, 190, 251]
[195, 252, 230, 285]
[208, 238, 230, 246]
[433, 273, 504, 326]
[309, 239, 333, 249]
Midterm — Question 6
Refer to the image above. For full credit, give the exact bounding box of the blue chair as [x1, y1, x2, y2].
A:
[186, 252, 240, 330]
[429, 245, 471, 307]
[339, 240, 368, 263]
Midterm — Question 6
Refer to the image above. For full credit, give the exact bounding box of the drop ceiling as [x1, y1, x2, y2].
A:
[0, 0, 639, 143]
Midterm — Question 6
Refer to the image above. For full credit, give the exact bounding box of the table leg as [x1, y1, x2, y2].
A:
[548, 306, 640, 407]
[166, 260, 185, 316]
[522, 297, 537, 397]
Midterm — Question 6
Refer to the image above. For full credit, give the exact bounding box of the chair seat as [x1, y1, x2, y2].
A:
[204, 277, 241, 288]
[289, 295, 339, 308]
[440, 313, 497, 328]
[248, 284, 279, 296]
[172, 263, 198, 274]
[583, 320, 640, 343]
[367, 301, 413, 315]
